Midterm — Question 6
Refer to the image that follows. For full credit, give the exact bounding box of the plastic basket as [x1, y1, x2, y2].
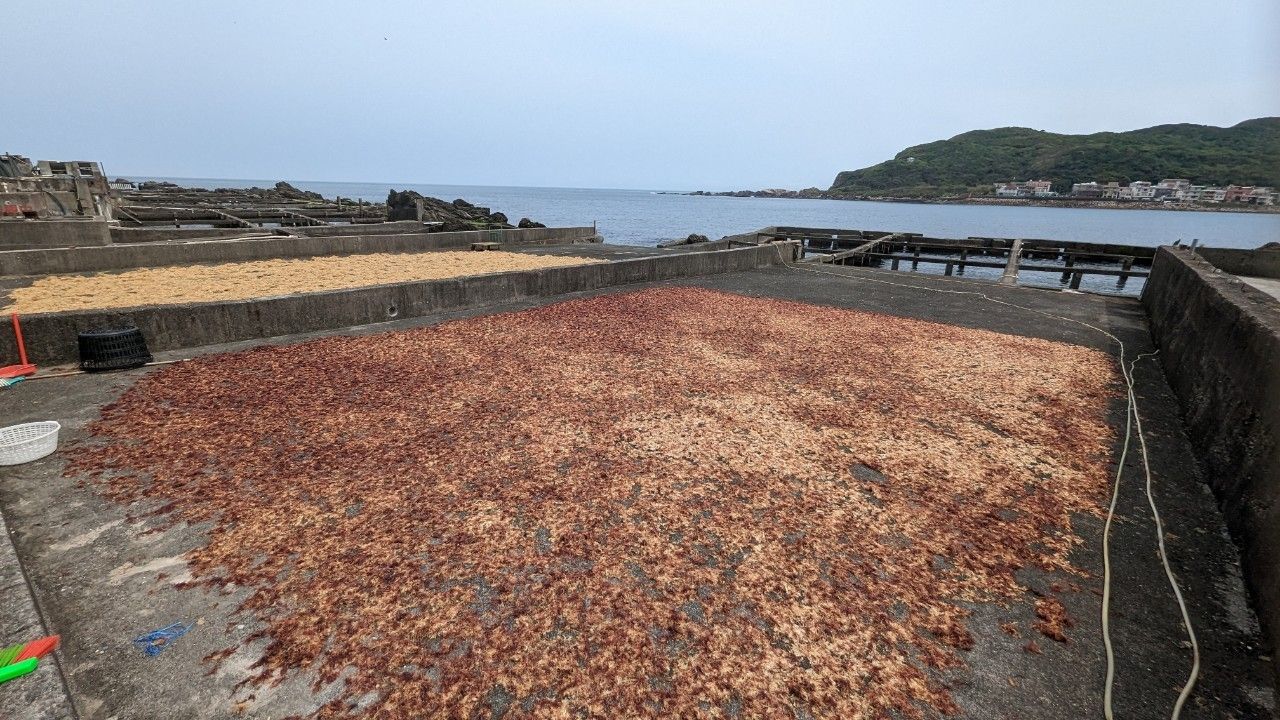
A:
[78, 327, 152, 372]
[0, 421, 61, 466]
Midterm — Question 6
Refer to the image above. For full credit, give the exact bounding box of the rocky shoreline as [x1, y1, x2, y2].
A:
[125, 181, 548, 229]
[675, 188, 1280, 214]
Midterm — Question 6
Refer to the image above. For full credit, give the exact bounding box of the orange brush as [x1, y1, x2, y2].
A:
[0, 314, 36, 379]
[12, 635, 59, 664]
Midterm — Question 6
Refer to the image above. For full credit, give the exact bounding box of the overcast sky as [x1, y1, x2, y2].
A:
[9, 1, 1279, 189]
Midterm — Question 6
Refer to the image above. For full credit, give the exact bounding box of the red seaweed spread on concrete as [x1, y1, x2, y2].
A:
[67, 287, 1118, 718]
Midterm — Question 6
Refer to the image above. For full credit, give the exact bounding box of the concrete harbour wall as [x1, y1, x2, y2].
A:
[1, 243, 793, 365]
[1196, 247, 1280, 280]
[0, 226, 600, 277]
[0, 220, 111, 250]
[1142, 247, 1280, 669]
[107, 221, 430, 244]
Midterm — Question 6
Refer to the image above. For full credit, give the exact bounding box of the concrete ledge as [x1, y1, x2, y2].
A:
[1197, 247, 1280, 280]
[0, 220, 111, 251]
[0, 503, 76, 719]
[1, 244, 792, 365]
[1142, 246, 1280, 679]
[108, 226, 279, 243]
[107, 221, 431, 244]
[0, 226, 600, 277]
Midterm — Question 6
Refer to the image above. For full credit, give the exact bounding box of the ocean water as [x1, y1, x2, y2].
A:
[132, 177, 1280, 250]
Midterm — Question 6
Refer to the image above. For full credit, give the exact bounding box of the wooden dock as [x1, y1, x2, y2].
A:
[771, 226, 1156, 290]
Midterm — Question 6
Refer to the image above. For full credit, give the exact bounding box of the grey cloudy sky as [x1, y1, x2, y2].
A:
[9, 1, 1279, 189]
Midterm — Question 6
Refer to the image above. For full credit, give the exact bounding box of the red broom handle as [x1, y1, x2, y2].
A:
[11, 313, 28, 366]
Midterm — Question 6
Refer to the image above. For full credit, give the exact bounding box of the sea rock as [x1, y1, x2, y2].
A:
[385, 189, 521, 229]
[656, 233, 711, 248]
[273, 181, 324, 202]
[518, 218, 547, 229]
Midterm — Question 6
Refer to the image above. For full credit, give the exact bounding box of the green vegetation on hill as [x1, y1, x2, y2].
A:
[828, 118, 1280, 197]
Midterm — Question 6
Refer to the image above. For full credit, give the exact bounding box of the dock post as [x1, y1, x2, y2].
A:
[912, 245, 920, 270]
[1118, 256, 1133, 286]
[1070, 271, 1084, 290]
[1061, 253, 1075, 282]
[958, 248, 968, 273]
[891, 257, 900, 271]
[1000, 239, 1023, 285]
[944, 262, 954, 276]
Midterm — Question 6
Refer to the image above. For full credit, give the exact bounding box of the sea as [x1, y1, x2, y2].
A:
[129, 177, 1280, 294]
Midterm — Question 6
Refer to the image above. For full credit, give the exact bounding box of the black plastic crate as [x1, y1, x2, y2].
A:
[78, 327, 152, 372]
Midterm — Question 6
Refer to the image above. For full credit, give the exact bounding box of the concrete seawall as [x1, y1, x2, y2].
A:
[0, 220, 111, 250]
[1143, 246, 1280, 676]
[1, 243, 793, 365]
[0, 226, 599, 276]
[107, 221, 436, 244]
[1197, 247, 1280, 280]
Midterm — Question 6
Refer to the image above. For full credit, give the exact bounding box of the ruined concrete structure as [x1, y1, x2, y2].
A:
[0, 155, 114, 220]
[0, 160, 554, 253]
[0, 154, 115, 250]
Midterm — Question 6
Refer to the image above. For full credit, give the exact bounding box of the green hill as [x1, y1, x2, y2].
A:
[829, 118, 1280, 197]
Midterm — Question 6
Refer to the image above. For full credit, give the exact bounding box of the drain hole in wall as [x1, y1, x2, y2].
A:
[387, 305, 399, 318]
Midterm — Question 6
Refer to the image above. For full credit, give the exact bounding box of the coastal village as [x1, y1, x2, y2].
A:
[994, 177, 1277, 204]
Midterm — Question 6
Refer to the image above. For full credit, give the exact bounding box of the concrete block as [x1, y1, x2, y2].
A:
[0, 220, 110, 250]
[1142, 246, 1280, 682]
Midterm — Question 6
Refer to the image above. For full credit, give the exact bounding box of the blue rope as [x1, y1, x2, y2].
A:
[133, 622, 190, 657]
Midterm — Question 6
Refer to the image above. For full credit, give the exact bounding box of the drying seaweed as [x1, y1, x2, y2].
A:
[67, 287, 1118, 718]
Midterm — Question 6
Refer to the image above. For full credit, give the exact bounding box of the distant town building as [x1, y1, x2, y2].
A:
[1224, 185, 1276, 205]
[1071, 181, 1103, 199]
[1127, 181, 1156, 200]
[993, 180, 1056, 198]
[1036, 176, 1272, 205]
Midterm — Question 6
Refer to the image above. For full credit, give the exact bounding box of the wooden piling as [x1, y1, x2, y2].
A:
[1000, 239, 1023, 285]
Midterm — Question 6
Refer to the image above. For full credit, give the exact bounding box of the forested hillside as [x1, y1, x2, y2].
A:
[829, 118, 1280, 197]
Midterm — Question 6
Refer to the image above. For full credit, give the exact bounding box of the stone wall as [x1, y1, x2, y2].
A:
[1143, 246, 1280, 670]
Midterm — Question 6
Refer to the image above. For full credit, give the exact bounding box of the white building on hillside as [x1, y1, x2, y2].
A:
[1127, 181, 1156, 199]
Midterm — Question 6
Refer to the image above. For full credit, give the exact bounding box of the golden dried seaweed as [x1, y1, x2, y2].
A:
[4, 250, 602, 314]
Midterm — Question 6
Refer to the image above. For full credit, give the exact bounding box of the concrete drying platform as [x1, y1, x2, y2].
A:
[0, 266, 1274, 719]
[0, 250, 603, 315]
[0, 242, 788, 366]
